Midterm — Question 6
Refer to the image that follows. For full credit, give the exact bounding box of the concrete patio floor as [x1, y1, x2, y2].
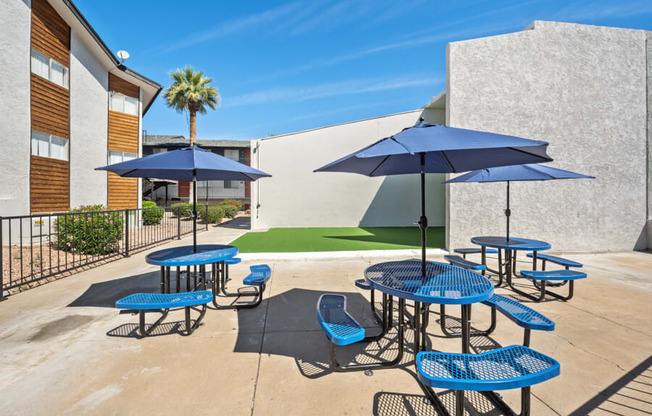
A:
[0, 226, 651, 415]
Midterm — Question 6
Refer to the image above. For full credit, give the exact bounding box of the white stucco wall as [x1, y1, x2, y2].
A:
[0, 0, 31, 217]
[251, 110, 447, 229]
[446, 21, 649, 252]
[69, 31, 108, 208]
[647, 32, 652, 249]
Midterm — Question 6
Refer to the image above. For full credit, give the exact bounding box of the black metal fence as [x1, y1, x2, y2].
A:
[1, 205, 208, 296]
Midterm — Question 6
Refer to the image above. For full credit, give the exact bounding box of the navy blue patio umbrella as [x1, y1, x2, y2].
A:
[315, 123, 554, 275]
[97, 146, 271, 251]
[444, 163, 594, 241]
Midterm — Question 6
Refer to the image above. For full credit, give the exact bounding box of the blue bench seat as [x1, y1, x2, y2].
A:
[417, 345, 560, 416]
[417, 345, 560, 391]
[316, 293, 406, 372]
[517, 269, 587, 302]
[243, 264, 272, 287]
[354, 278, 371, 290]
[444, 255, 486, 271]
[521, 270, 586, 281]
[526, 253, 582, 269]
[213, 264, 271, 309]
[116, 291, 212, 310]
[482, 294, 554, 331]
[224, 257, 242, 265]
[317, 294, 365, 346]
[116, 290, 212, 337]
[454, 247, 498, 257]
[441, 293, 554, 346]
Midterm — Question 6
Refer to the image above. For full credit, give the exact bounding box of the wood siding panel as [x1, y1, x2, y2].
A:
[109, 73, 139, 98]
[107, 173, 137, 209]
[30, 156, 69, 212]
[108, 111, 139, 153]
[31, 0, 70, 66]
[31, 73, 69, 138]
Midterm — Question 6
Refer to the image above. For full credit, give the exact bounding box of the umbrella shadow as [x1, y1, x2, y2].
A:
[232, 288, 423, 380]
[373, 389, 503, 416]
[67, 271, 162, 308]
[218, 216, 251, 230]
[107, 319, 200, 338]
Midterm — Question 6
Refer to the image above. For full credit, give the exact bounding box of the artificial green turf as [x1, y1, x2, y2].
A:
[231, 227, 445, 253]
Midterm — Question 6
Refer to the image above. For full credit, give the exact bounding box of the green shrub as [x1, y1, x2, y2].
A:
[199, 205, 225, 224]
[219, 199, 241, 219]
[142, 201, 164, 225]
[171, 202, 193, 218]
[219, 199, 242, 210]
[54, 205, 124, 255]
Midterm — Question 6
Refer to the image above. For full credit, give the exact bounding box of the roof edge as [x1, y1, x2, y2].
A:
[59, 0, 163, 112]
[257, 109, 423, 142]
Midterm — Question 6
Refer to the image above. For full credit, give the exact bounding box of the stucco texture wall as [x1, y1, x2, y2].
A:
[69, 31, 108, 208]
[251, 110, 446, 229]
[647, 32, 652, 248]
[446, 21, 649, 252]
[0, 0, 31, 216]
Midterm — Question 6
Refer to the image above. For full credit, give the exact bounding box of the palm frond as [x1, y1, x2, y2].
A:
[162, 66, 220, 114]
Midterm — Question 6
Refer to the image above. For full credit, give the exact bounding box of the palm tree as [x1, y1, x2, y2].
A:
[163, 67, 220, 203]
[163, 66, 220, 146]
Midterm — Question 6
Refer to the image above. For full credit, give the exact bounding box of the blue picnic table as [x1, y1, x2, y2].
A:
[471, 236, 550, 287]
[365, 260, 494, 354]
[146, 244, 238, 293]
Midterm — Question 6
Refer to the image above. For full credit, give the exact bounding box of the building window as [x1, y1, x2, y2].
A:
[108, 150, 137, 164]
[224, 149, 239, 161]
[31, 130, 69, 161]
[224, 180, 238, 189]
[30, 48, 68, 89]
[109, 92, 139, 116]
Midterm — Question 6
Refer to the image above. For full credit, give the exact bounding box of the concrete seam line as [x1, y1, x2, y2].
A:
[249, 264, 273, 416]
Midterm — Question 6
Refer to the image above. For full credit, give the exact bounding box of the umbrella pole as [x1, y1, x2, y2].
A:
[418, 153, 427, 277]
[193, 177, 197, 253]
[505, 181, 511, 241]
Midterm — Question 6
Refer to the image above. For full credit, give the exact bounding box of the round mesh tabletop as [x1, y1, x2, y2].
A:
[146, 244, 238, 267]
[364, 260, 493, 304]
[471, 236, 551, 251]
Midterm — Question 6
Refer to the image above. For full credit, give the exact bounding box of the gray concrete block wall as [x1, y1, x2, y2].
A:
[446, 21, 649, 252]
[69, 31, 109, 208]
[647, 32, 652, 249]
[251, 110, 447, 229]
[0, 0, 31, 217]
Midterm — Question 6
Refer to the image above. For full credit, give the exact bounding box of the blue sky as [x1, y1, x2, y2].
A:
[75, 0, 652, 140]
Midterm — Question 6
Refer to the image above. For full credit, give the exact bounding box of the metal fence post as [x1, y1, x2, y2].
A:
[124, 209, 130, 257]
[205, 204, 209, 231]
[177, 207, 181, 240]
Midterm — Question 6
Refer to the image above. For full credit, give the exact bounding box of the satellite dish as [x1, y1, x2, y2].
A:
[117, 50, 130, 64]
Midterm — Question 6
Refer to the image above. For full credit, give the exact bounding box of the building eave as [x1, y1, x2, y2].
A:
[54, 0, 162, 115]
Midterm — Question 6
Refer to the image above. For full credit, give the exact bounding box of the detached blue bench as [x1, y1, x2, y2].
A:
[417, 345, 560, 416]
[317, 294, 365, 346]
[116, 290, 212, 337]
[454, 247, 498, 258]
[317, 294, 404, 372]
[212, 264, 271, 309]
[241, 264, 271, 308]
[440, 293, 554, 346]
[519, 269, 587, 302]
[526, 252, 582, 270]
[444, 255, 486, 272]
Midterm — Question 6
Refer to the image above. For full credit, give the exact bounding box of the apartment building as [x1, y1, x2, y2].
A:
[142, 134, 252, 207]
[0, 0, 161, 216]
